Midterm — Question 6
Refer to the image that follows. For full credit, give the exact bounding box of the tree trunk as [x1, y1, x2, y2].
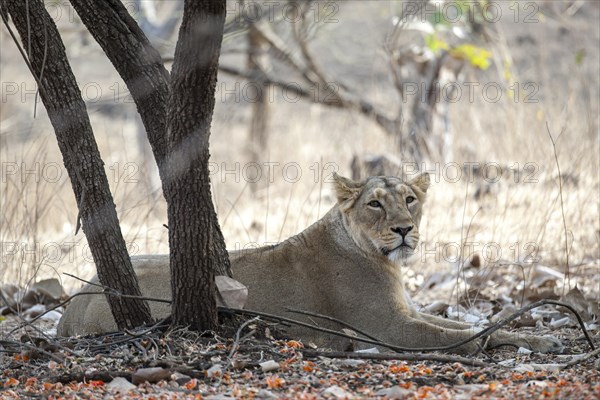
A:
[246, 24, 270, 193]
[68, 0, 171, 179]
[166, 0, 230, 331]
[3, 0, 152, 329]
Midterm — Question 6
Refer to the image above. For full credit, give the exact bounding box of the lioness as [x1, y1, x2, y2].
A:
[58, 173, 563, 354]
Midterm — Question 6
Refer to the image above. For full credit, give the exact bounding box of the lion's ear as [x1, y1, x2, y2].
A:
[409, 172, 430, 194]
[332, 173, 362, 205]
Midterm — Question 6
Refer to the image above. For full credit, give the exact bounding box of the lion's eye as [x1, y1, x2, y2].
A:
[406, 196, 416, 204]
[368, 200, 382, 208]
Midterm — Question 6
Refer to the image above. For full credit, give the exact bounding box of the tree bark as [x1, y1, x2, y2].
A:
[2, 0, 152, 329]
[68, 0, 171, 179]
[166, 0, 230, 331]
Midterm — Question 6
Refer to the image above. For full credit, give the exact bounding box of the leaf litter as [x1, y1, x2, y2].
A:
[1, 263, 598, 399]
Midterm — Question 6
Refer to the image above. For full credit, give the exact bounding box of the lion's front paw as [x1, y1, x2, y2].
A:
[512, 334, 564, 354]
[490, 332, 564, 354]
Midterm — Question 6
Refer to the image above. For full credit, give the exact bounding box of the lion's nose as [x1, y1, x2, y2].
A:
[391, 226, 413, 238]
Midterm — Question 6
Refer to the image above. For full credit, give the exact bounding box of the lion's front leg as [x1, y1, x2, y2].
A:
[391, 316, 483, 354]
[417, 312, 563, 354]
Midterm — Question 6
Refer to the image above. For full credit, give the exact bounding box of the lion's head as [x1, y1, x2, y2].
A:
[333, 172, 430, 262]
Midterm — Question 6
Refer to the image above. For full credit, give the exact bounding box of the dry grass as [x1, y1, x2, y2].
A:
[0, 1, 598, 299]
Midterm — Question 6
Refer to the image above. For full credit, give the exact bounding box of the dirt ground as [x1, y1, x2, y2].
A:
[0, 313, 598, 399]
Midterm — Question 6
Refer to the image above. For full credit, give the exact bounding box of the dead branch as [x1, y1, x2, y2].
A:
[227, 316, 261, 369]
[561, 347, 600, 369]
[218, 64, 397, 130]
[62, 273, 171, 304]
[300, 349, 492, 368]
[47, 370, 133, 384]
[0, 339, 64, 363]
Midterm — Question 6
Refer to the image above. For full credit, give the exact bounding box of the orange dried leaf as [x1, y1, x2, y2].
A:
[185, 378, 198, 390]
[25, 377, 37, 387]
[266, 375, 285, 389]
[3, 378, 19, 388]
[389, 364, 410, 373]
[286, 340, 304, 349]
[303, 361, 315, 373]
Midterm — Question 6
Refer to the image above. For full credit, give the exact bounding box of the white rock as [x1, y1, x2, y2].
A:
[550, 316, 572, 328]
[215, 276, 248, 308]
[256, 389, 278, 399]
[335, 359, 365, 368]
[514, 363, 563, 372]
[454, 384, 488, 400]
[323, 385, 351, 398]
[525, 380, 548, 388]
[106, 377, 136, 393]
[39, 310, 62, 322]
[171, 371, 191, 385]
[259, 360, 280, 372]
[375, 386, 412, 399]
[206, 364, 223, 378]
[355, 347, 379, 354]
[517, 347, 533, 354]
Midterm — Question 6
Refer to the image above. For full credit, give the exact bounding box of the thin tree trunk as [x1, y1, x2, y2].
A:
[166, 0, 230, 331]
[3, 0, 152, 329]
[247, 24, 270, 193]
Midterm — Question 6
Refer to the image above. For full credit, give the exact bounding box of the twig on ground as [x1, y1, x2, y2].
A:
[227, 316, 261, 368]
[561, 347, 600, 369]
[300, 349, 492, 368]
[0, 339, 64, 363]
[124, 316, 171, 338]
[87, 318, 171, 351]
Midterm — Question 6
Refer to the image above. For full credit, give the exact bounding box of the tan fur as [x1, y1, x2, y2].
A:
[57, 173, 562, 354]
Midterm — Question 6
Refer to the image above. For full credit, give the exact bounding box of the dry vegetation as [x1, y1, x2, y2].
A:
[1, 0, 598, 305]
